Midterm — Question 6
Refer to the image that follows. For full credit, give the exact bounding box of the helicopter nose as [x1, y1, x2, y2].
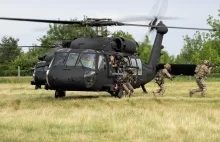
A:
[34, 71, 46, 84]
[46, 67, 96, 91]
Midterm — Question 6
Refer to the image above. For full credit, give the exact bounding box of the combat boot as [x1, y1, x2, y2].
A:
[189, 90, 194, 97]
[153, 91, 157, 97]
[201, 92, 206, 98]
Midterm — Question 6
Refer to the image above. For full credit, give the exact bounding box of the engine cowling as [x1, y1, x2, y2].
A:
[113, 37, 138, 54]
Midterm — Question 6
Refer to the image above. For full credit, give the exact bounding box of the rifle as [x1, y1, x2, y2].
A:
[208, 64, 220, 69]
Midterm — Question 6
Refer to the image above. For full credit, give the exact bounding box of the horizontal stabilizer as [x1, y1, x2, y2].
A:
[156, 64, 197, 76]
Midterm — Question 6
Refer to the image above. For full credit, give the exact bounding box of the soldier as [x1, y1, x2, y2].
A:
[126, 68, 137, 97]
[189, 60, 213, 97]
[118, 67, 135, 97]
[115, 53, 128, 72]
[110, 55, 117, 71]
[153, 63, 175, 96]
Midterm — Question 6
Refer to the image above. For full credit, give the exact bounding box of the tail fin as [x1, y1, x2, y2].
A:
[148, 21, 168, 67]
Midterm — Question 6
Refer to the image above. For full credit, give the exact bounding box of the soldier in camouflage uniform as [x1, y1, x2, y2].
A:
[153, 63, 175, 96]
[110, 55, 117, 71]
[189, 60, 213, 97]
[118, 67, 136, 97]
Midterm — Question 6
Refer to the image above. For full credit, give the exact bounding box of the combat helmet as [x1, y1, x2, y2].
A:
[115, 52, 123, 60]
[164, 63, 171, 69]
[203, 60, 209, 65]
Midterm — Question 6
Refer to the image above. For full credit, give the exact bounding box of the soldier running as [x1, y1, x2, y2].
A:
[153, 63, 175, 96]
[189, 60, 213, 97]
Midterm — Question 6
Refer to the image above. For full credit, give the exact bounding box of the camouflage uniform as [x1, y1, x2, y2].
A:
[153, 63, 174, 96]
[119, 68, 135, 97]
[190, 60, 212, 97]
[110, 55, 117, 68]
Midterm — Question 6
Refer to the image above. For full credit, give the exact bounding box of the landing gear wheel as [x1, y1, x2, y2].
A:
[55, 90, 66, 98]
[45, 83, 49, 90]
[35, 85, 41, 89]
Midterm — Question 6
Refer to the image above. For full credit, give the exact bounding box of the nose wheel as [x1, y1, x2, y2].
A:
[35, 85, 41, 90]
[55, 90, 66, 98]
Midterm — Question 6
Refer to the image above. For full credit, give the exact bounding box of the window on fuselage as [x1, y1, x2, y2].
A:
[130, 58, 138, 75]
[76, 53, 96, 69]
[66, 53, 79, 66]
[53, 53, 68, 66]
[136, 58, 142, 75]
[98, 55, 106, 70]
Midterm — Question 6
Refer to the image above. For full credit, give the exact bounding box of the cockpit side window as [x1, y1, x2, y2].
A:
[98, 55, 106, 70]
[36, 67, 44, 71]
[76, 53, 96, 69]
[44, 66, 48, 71]
[53, 53, 68, 66]
[66, 53, 79, 66]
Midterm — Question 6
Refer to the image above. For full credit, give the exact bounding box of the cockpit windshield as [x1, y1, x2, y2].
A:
[53, 53, 68, 66]
[76, 54, 96, 69]
[66, 53, 79, 66]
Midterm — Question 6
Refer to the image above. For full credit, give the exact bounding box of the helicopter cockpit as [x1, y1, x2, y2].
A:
[51, 49, 96, 70]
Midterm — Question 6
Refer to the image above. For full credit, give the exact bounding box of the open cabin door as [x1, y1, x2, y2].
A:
[94, 54, 110, 90]
[129, 56, 143, 87]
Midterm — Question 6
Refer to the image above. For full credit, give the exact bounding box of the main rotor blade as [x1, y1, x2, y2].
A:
[0, 17, 216, 31]
[150, 0, 161, 17]
[121, 23, 217, 31]
[116, 16, 181, 22]
[0, 17, 83, 24]
[0, 45, 54, 48]
[18, 46, 52, 47]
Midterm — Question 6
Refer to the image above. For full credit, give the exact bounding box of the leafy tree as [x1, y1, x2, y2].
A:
[175, 31, 205, 64]
[0, 36, 21, 64]
[160, 50, 175, 63]
[111, 30, 135, 40]
[136, 35, 152, 63]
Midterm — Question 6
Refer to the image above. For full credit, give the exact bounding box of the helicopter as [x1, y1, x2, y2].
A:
[0, 11, 217, 98]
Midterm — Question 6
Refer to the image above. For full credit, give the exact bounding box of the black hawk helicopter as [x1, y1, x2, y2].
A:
[0, 16, 216, 98]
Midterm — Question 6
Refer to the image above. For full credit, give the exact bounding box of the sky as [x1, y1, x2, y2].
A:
[0, 0, 219, 56]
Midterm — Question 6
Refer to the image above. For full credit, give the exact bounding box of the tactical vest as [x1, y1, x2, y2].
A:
[156, 69, 165, 79]
[196, 65, 207, 77]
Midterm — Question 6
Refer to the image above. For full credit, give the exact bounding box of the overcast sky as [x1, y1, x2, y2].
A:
[0, 0, 219, 56]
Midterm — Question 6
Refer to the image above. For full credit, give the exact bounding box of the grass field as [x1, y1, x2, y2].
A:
[0, 77, 220, 141]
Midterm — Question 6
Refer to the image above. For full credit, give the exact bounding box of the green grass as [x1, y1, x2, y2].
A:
[0, 77, 220, 141]
[0, 76, 32, 83]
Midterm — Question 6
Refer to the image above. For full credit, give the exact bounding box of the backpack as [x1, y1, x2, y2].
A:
[195, 65, 201, 73]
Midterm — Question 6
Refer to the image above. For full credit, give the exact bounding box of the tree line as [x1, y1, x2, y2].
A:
[0, 9, 219, 76]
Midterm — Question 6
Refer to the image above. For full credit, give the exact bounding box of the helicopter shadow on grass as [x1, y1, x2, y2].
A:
[62, 94, 112, 100]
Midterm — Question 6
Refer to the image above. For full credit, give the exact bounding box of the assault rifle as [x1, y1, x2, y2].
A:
[208, 64, 220, 69]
